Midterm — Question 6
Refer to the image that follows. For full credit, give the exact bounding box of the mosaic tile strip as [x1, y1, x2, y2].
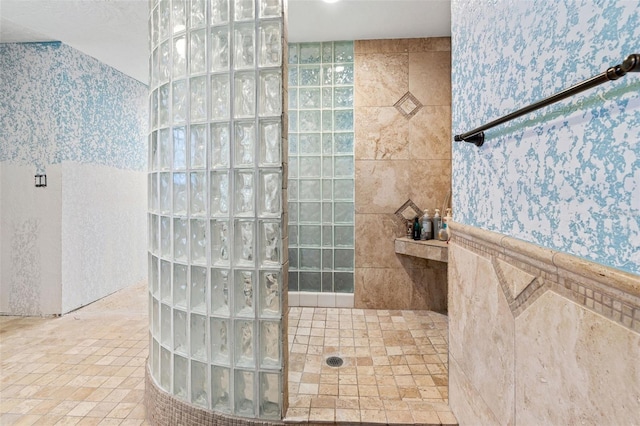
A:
[451, 231, 640, 335]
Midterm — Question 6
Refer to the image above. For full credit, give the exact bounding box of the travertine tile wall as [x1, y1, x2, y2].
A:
[353, 38, 451, 310]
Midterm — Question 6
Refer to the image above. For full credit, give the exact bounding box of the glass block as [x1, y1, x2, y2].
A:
[334, 110, 353, 131]
[299, 271, 321, 291]
[288, 135, 298, 157]
[150, 132, 159, 172]
[160, 346, 171, 391]
[322, 110, 332, 131]
[173, 126, 186, 169]
[159, 0, 170, 39]
[260, 221, 281, 266]
[161, 303, 172, 346]
[322, 249, 333, 270]
[171, 80, 187, 122]
[174, 218, 188, 261]
[322, 179, 332, 200]
[174, 309, 188, 354]
[160, 216, 171, 257]
[151, 48, 158, 87]
[299, 43, 321, 64]
[191, 0, 206, 27]
[321, 158, 332, 178]
[210, 122, 230, 168]
[288, 248, 298, 269]
[322, 65, 333, 86]
[151, 89, 159, 129]
[299, 180, 321, 201]
[210, 171, 230, 217]
[150, 174, 159, 213]
[172, 36, 187, 77]
[190, 29, 206, 74]
[334, 86, 353, 108]
[299, 88, 320, 109]
[190, 124, 207, 169]
[153, 297, 160, 337]
[260, 271, 280, 316]
[288, 65, 298, 86]
[335, 272, 354, 292]
[173, 173, 187, 215]
[235, 370, 255, 416]
[190, 172, 207, 216]
[260, 171, 281, 217]
[235, 321, 255, 365]
[322, 133, 332, 155]
[322, 271, 333, 292]
[234, 72, 256, 117]
[160, 260, 171, 303]
[288, 271, 299, 291]
[288, 225, 298, 245]
[322, 225, 332, 246]
[259, 120, 281, 166]
[190, 76, 207, 121]
[211, 74, 230, 120]
[159, 84, 170, 127]
[299, 157, 322, 178]
[191, 360, 208, 407]
[159, 128, 171, 169]
[210, 0, 229, 25]
[235, 270, 255, 316]
[211, 269, 231, 315]
[334, 180, 353, 200]
[173, 354, 188, 398]
[288, 157, 298, 179]
[299, 111, 321, 132]
[191, 266, 207, 312]
[299, 65, 321, 86]
[234, 24, 255, 69]
[260, 0, 281, 17]
[152, 338, 160, 379]
[335, 227, 354, 248]
[160, 40, 171, 83]
[234, 121, 255, 166]
[334, 41, 354, 62]
[321, 87, 332, 108]
[234, 219, 255, 265]
[300, 248, 321, 270]
[334, 156, 354, 177]
[235, 171, 255, 216]
[234, 0, 254, 20]
[299, 133, 321, 154]
[211, 318, 230, 363]
[288, 44, 298, 64]
[288, 202, 298, 223]
[171, 1, 186, 33]
[190, 314, 207, 361]
[334, 63, 354, 85]
[259, 21, 281, 67]
[322, 203, 332, 224]
[260, 372, 280, 419]
[299, 201, 321, 222]
[299, 225, 321, 246]
[335, 201, 354, 223]
[260, 321, 280, 367]
[334, 132, 353, 154]
[150, 254, 159, 296]
[211, 220, 230, 265]
[321, 42, 333, 62]
[288, 180, 298, 201]
[288, 110, 298, 132]
[210, 27, 230, 72]
[288, 88, 298, 109]
[259, 70, 282, 117]
[173, 263, 188, 309]
[211, 365, 230, 411]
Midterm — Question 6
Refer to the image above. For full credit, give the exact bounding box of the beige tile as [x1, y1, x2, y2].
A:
[355, 53, 409, 107]
[412, 409, 441, 424]
[360, 409, 387, 424]
[309, 407, 334, 422]
[355, 160, 410, 213]
[355, 107, 410, 160]
[409, 51, 451, 106]
[410, 106, 452, 160]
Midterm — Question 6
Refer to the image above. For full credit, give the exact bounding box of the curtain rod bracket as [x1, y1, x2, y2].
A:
[454, 132, 484, 147]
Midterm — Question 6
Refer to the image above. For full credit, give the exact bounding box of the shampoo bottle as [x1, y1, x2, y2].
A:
[432, 209, 441, 239]
[421, 209, 432, 240]
[412, 216, 421, 240]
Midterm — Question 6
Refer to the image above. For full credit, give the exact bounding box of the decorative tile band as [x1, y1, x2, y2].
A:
[450, 222, 640, 334]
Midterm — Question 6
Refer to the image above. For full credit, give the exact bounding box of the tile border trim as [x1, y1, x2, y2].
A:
[449, 222, 640, 334]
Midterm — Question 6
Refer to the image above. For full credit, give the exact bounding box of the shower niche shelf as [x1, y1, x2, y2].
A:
[394, 237, 448, 263]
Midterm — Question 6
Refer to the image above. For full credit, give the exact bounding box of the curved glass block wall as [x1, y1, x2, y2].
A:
[147, 0, 286, 419]
[287, 42, 355, 294]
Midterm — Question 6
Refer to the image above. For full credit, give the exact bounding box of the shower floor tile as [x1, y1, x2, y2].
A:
[286, 307, 457, 425]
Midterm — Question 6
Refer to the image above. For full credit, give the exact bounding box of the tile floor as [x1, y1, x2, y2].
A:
[286, 307, 457, 425]
[1, 283, 456, 425]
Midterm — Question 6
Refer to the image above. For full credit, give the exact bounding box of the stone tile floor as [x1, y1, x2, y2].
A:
[0, 283, 456, 425]
[286, 307, 457, 425]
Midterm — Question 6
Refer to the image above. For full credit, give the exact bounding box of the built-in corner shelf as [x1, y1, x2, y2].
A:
[395, 237, 449, 263]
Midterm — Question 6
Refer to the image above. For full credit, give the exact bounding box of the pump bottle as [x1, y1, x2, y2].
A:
[421, 209, 432, 240]
[432, 209, 442, 239]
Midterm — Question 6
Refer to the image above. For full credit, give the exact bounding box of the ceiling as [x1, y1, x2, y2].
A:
[0, 0, 451, 84]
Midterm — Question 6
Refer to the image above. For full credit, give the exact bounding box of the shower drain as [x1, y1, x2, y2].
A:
[325, 356, 344, 368]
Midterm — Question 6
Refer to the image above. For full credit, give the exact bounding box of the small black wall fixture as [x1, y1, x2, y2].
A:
[454, 53, 640, 147]
[35, 174, 47, 188]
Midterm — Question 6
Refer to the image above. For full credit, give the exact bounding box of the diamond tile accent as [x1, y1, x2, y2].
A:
[394, 92, 423, 119]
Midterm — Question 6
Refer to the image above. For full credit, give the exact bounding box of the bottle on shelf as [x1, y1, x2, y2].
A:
[421, 209, 432, 240]
[439, 208, 452, 241]
[412, 216, 421, 240]
[432, 209, 442, 239]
